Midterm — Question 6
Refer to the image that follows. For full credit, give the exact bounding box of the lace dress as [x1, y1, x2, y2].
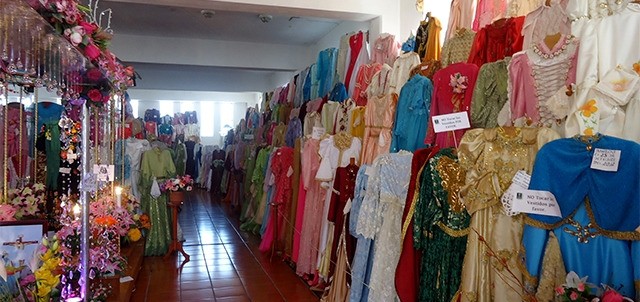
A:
[349, 166, 372, 302]
[359, 151, 413, 302]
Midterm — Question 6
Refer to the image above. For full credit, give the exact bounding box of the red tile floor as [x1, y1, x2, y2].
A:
[130, 190, 320, 302]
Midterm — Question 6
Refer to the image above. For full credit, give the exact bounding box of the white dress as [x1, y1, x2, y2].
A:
[389, 52, 421, 96]
[126, 138, 151, 201]
[357, 151, 413, 302]
[566, 66, 640, 139]
[315, 134, 362, 276]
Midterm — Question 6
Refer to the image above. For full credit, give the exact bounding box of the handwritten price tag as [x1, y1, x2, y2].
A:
[590, 148, 621, 172]
[312, 127, 326, 140]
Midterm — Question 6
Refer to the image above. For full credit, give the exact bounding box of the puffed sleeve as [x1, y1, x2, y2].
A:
[470, 63, 490, 127]
[315, 137, 335, 182]
[467, 28, 487, 67]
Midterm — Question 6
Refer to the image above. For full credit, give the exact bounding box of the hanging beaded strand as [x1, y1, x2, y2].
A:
[19, 88, 23, 187]
[3, 85, 9, 201]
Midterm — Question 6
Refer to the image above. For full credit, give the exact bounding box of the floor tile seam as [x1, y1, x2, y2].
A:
[210, 196, 291, 301]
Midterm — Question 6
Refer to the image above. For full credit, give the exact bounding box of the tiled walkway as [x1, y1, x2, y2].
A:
[131, 190, 320, 302]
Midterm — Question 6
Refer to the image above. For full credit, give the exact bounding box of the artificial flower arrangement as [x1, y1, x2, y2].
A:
[161, 175, 194, 192]
[0, 183, 47, 221]
[555, 272, 634, 302]
[450, 72, 469, 94]
[3, 186, 148, 301]
[28, 0, 135, 105]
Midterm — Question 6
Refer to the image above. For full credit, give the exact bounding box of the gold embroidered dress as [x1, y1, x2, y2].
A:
[455, 127, 560, 302]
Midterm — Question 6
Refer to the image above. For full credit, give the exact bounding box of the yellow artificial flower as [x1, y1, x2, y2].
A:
[128, 228, 142, 242]
[580, 99, 598, 118]
[634, 61, 640, 75]
[583, 127, 595, 136]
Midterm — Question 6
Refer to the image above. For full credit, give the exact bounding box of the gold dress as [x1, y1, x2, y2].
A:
[455, 127, 560, 302]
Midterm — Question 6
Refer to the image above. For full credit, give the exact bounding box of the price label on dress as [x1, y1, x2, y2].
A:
[512, 189, 562, 217]
[93, 164, 115, 182]
[287, 166, 294, 177]
[312, 127, 326, 140]
[590, 148, 621, 172]
[243, 134, 254, 140]
[431, 112, 471, 133]
[512, 170, 531, 188]
[59, 167, 71, 174]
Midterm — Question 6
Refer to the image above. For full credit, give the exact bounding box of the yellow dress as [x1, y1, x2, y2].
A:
[349, 106, 366, 139]
[455, 127, 560, 302]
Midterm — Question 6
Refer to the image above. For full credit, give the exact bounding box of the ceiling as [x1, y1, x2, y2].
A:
[104, 1, 342, 46]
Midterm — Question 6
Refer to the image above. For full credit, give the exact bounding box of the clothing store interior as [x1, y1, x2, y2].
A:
[0, 0, 639, 301]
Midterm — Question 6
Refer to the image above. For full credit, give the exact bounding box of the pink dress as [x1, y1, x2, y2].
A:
[509, 34, 578, 128]
[370, 34, 401, 66]
[259, 147, 294, 252]
[473, 0, 507, 31]
[296, 139, 325, 275]
[424, 62, 479, 148]
[521, 2, 570, 49]
[446, 0, 476, 40]
[353, 63, 383, 106]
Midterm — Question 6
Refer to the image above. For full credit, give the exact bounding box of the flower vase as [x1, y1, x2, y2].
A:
[168, 191, 184, 206]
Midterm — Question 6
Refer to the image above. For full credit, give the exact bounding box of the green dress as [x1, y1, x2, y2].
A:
[173, 142, 187, 176]
[470, 58, 511, 128]
[240, 146, 271, 232]
[140, 147, 176, 256]
[413, 148, 470, 302]
[240, 144, 257, 221]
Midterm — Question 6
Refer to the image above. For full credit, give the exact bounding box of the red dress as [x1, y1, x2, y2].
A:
[259, 147, 294, 253]
[424, 62, 479, 148]
[467, 16, 524, 67]
[327, 163, 358, 280]
[353, 63, 383, 106]
[394, 146, 439, 302]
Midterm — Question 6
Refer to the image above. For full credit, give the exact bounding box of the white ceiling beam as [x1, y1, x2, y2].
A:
[109, 33, 311, 71]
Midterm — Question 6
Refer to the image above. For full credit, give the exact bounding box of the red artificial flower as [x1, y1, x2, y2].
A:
[84, 43, 101, 61]
[79, 21, 98, 35]
[601, 289, 624, 302]
[87, 89, 102, 101]
[86, 68, 102, 82]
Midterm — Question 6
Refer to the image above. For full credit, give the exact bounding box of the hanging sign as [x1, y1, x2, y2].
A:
[243, 134, 255, 140]
[512, 189, 562, 217]
[93, 164, 115, 182]
[431, 111, 471, 133]
[590, 148, 621, 172]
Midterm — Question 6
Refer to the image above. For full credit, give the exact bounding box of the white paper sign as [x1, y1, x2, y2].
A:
[431, 111, 471, 133]
[512, 170, 531, 188]
[590, 148, 621, 172]
[120, 276, 134, 283]
[501, 170, 532, 216]
[312, 127, 326, 140]
[93, 164, 115, 182]
[59, 167, 71, 174]
[286, 166, 294, 177]
[512, 189, 562, 217]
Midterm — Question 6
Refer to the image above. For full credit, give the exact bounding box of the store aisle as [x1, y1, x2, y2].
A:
[131, 190, 320, 302]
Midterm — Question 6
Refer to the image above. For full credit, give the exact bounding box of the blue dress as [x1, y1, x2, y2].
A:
[316, 48, 338, 98]
[390, 74, 433, 153]
[349, 165, 373, 302]
[522, 135, 640, 299]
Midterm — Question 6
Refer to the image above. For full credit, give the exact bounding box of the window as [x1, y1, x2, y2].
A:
[159, 101, 174, 116]
[200, 102, 215, 137]
[219, 102, 234, 136]
[129, 99, 139, 118]
[180, 101, 195, 113]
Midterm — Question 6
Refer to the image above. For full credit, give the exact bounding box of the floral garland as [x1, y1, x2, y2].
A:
[554, 271, 634, 302]
[58, 114, 82, 163]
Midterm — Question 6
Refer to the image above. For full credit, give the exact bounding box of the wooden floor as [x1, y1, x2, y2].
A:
[130, 190, 320, 302]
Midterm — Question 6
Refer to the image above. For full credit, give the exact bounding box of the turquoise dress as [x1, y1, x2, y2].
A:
[140, 147, 177, 256]
[522, 135, 640, 299]
[390, 74, 433, 153]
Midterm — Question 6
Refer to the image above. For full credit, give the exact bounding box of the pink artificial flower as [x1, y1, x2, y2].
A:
[86, 68, 102, 82]
[555, 286, 566, 295]
[0, 204, 17, 221]
[84, 43, 102, 61]
[601, 289, 624, 302]
[79, 21, 98, 35]
[570, 291, 579, 301]
[577, 282, 585, 292]
[87, 89, 102, 102]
